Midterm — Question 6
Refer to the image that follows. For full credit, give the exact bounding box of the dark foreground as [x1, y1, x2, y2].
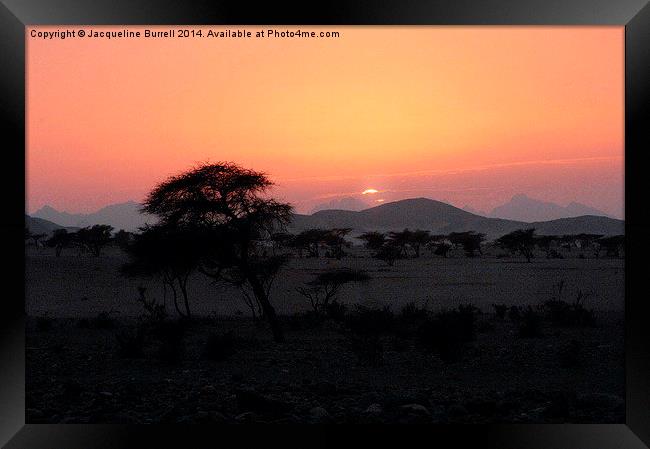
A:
[26, 309, 624, 424]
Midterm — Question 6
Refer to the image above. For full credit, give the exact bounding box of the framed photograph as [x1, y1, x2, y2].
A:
[2, 0, 649, 447]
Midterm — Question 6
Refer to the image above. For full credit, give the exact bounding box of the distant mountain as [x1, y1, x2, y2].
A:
[462, 205, 486, 216]
[310, 196, 370, 214]
[32, 201, 155, 232]
[489, 194, 610, 222]
[25, 215, 78, 236]
[290, 197, 623, 239]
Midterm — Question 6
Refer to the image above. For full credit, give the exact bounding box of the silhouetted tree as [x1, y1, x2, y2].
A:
[322, 228, 352, 259]
[388, 229, 414, 257]
[408, 229, 431, 257]
[141, 162, 292, 342]
[122, 223, 202, 317]
[113, 229, 133, 249]
[597, 235, 624, 257]
[375, 242, 402, 266]
[46, 229, 72, 257]
[535, 235, 558, 258]
[448, 231, 485, 257]
[290, 229, 329, 258]
[496, 228, 536, 262]
[296, 268, 370, 313]
[77, 224, 114, 256]
[358, 231, 386, 251]
[28, 231, 47, 247]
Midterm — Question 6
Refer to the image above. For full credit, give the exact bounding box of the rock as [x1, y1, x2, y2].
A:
[465, 399, 497, 416]
[209, 411, 228, 423]
[235, 387, 292, 414]
[313, 381, 337, 396]
[309, 406, 330, 423]
[364, 403, 383, 415]
[235, 412, 257, 423]
[447, 403, 469, 418]
[400, 403, 431, 416]
[201, 385, 216, 394]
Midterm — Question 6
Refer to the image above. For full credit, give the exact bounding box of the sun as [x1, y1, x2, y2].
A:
[362, 189, 379, 195]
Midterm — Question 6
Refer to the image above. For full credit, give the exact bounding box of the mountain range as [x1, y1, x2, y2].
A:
[27, 197, 624, 240]
[32, 201, 155, 232]
[290, 198, 623, 239]
[487, 194, 611, 222]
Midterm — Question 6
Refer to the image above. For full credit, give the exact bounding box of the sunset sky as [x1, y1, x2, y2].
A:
[27, 26, 624, 217]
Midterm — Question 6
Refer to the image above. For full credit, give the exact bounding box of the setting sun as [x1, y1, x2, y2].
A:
[362, 189, 379, 195]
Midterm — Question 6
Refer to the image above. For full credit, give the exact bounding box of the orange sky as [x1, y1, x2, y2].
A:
[26, 26, 624, 216]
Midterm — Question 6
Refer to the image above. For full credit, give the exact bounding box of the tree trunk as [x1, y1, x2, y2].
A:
[179, 277, 191, 318]
[248, 275, 284, 343]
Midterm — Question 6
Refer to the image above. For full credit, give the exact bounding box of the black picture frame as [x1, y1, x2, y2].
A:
[2, 1, 648, 447]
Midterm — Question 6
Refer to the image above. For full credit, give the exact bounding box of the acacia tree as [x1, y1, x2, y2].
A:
[408, 229, 432, 258]
[447, 231, 485, 257]
[77, 224, 114, 256]
[122, 224, 202, 318]
[388, 229, 414, 257]
[375, 241, 402, 266]
[322, 228, 352, 259]
[141, 162, 292, 342]
[358, 231, 386, 251]
[296, 268, 370, 313]
[496, 228, 537, 262]
[46, 228, 73, 257]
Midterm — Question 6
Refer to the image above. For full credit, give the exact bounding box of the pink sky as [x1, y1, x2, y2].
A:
[27, 26, 624, 217]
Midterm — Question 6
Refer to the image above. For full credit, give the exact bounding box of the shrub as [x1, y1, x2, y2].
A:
[540, 292, 596, 327]
[287, 311, 323, 331]
[417, 306, 477, 361]
[492, 303, 508, 320]
[115, 326, 146, 358]
[203, 332, 237, 361]
[90, 311, 115, 329]
[508, 306, 522, 322]
[347, 335, 384, 366]
[399, 301, 429, 324]
[157, 336, 185, 364]
[325, 301, 347, 322]
[346, 305, 394, 335]
[519, 306, 543, 338]
[558, 339, 583, 368]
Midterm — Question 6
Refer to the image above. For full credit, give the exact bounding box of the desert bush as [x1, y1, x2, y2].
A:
[115, 326, 146, 358]
[287, 311, 324, 331]
[90, 311, 115, 329]
[492, 303, 508, 320]
[399, 301, 429, 324]
[519, 306, 543, 338]
[203, 331, 237, 361]
[135, 286, 167, 323]
[558, 339, 584, 368]
[325, 300, 347, 322]
[508, 306, 522, 322]
[417, 306, 477, 361]
[346, 305, 395, 335]
[541, 290, 596, 327]
[347, 334, 384, 366]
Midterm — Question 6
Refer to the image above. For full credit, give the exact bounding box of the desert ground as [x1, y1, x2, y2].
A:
[25, 245, 625, 424]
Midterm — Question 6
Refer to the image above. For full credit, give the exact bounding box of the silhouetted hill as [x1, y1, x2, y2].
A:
[25, 215, 78, 236]
[33, 201, 155, 232]
[310, 196, 370, 214]
[290, 197, 624, 239]
[529, 215, 624, 236]
[489, 194, 610, 222]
